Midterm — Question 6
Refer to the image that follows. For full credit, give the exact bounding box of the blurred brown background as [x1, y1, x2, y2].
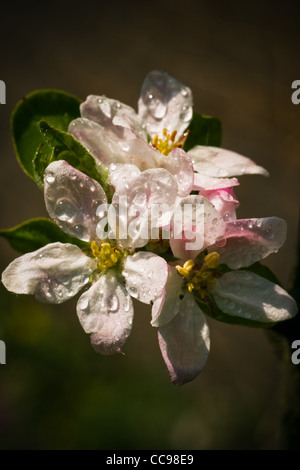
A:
[0, 0, 299, 449]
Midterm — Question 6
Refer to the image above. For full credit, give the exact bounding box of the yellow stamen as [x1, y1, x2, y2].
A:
[176, 253, 220, 300]
[204, 252, 220, 269]
[151, 127, 189, 156]
[91, 241, 123, 271]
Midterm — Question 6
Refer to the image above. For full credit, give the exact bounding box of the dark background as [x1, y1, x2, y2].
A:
[0, 0, 299, 449]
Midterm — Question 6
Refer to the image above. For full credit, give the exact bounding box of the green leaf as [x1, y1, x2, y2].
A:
[34, 121, 111, 199]
[0, 218, 89, 254]
[11, 89, 82, 180]
[183, 111, 222, 152]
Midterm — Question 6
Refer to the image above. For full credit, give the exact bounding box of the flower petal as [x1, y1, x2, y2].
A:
[151, 266, 184, 327]
[156, 148, 194, 197]
[123, 251, 169, 304]
[213, 217, 287, 269]
[211, 270, 298, 323]
[193, 172, 239, 191]
[170, 195, 225, 260]
[188, 146, 269, 177]
[44, 160, 107, 242]
[138, 70, 193, 139]
[199, 188, 239, 221]
[1, 242, 96, 303]
[111, 168, 178, 248]
[109, 163, 141, 193]
[77, 271, 134, 355]
[80, 94, 147, 141]
[157, 294, 210, 385]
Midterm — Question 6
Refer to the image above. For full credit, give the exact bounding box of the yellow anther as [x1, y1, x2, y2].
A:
[170, 130, 177, 142]
[204, 252, 220, 269]
[187, 283, 194, 292]
[183, 259, 195, 272]
[91, 240, 123, 272]
[176, 265, 190, 277]
[151, 128, 186, 156]
[176, 252, 220, 300]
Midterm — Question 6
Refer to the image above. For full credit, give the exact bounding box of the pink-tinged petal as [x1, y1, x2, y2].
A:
[158, 294, 210, 385]
[111, 168, 178, 248]
[213, 217, 287, 269]
[211, 271, 298, 323]
[155, 148, 194, 197]
[123, 252, 169, 304]
[199, 188, 239, 221]
[77, 272, 133, 355]
[80, 95, 147, 141]
[109, 163, 141, 193]
[138, 70, 193, 139]
[188, 146, 269, 177]
[193, 172, 239, 191]
[151, 266, 184, 327]
[1, 242, 96, 304]
[170, 195, 225, 260]
[44, 160, 107, 242]
[69, 117, 160, 170]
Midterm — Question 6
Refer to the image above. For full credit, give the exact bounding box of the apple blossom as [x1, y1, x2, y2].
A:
[1, 160, 169, 355]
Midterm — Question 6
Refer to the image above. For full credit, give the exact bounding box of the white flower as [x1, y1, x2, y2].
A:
[68, 70, 268, 195]
[2, 160, 169, 354]
[151, 196, 298, 385]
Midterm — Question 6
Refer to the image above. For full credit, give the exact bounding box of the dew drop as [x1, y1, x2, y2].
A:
[45, 173, 55, 184]
[215, 236, 226, 247]
[55, 199, 76, 222]
[181, 88, 188, 97]
[80, 297, 89, 311]
[110, 163, 117, 171]
[122, 143, 130, 152]
[147, 270, 153, 279]
[212, 217, 218, 225]
[90, 185, 96, 192]
[106, 293, 119, 312]
[128, 286, 138, 299]
[223, 212, 232, 222]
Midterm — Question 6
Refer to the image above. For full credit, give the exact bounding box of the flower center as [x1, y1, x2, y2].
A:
[176, 252, 220, 299]
[91, 240, 123, 271]
[151, 128, 189, 156]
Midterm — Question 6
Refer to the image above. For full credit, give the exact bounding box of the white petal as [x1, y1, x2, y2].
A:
[138, 70, 193, 139]
[123, 251, 169, 304]
[44, 160, 107, 242]
[211, 271, 298, 323]
[170, 195, 225, 259]
[158, 294, 210, 385]
[199, 188, 239, 221]
[151, 266, 184, 327]
[109, 163, 141, 193]
[188, 146, 269, 177]
[1, 242, 96, 303]
[80, 95, 147, 141]
[111, 168, 178, 248]
[193, 172, 239, 190]
[155, 148, 194, 197]
[214, 217, 287, 269]
[77, 271, 134, 355]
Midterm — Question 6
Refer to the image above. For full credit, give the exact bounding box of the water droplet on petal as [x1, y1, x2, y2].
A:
[147, 270, 153, 279]
[55, 199, 76, 222]
[212, 218, 218, 225]
[80, 297, 89, 310]
[106, 293, 119, 312]
[128, 286, 138, 299]
[45, 173, 55, 184]
[215, 236, 226, 247]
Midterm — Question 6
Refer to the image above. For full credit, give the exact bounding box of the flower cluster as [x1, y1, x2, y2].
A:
[1, 71, 297, 385]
